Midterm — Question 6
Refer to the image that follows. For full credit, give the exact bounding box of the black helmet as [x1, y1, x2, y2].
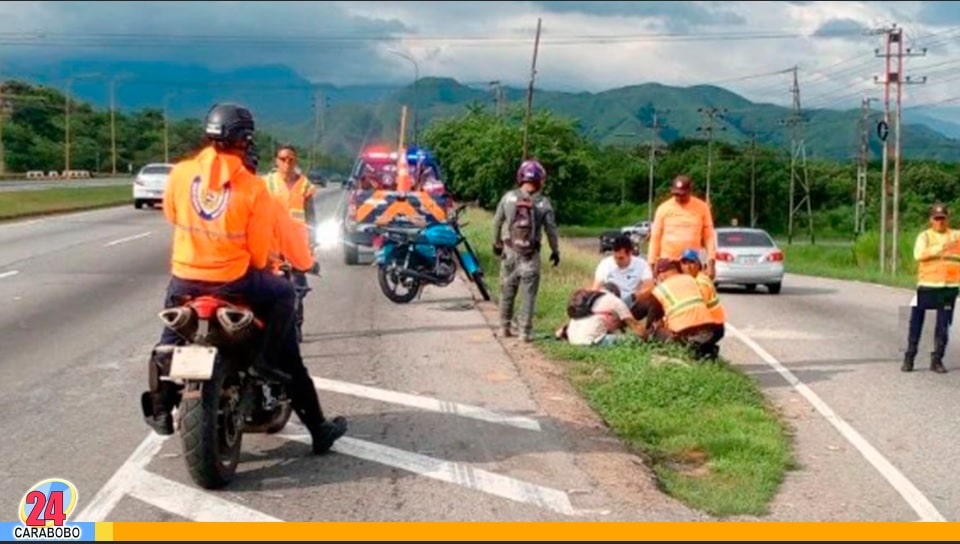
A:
[203, 103, 255, 149]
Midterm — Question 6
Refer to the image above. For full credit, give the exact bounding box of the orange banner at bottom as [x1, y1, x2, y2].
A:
[101, 521, 960, 541]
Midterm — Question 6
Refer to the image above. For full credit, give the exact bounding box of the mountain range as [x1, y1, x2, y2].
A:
[6, 58, 960, 162]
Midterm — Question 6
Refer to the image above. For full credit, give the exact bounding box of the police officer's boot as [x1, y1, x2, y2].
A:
[931, 350, 948, 374]
[901, 352, 915, 372]
[141, 345, 177, 435]
[289, 378, 348, 454]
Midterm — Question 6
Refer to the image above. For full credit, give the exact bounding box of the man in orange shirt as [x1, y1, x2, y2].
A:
[647, 175, 718, 279]
[142, 103, 346, 454]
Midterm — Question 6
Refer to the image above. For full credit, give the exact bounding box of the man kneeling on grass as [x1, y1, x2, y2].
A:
[679, 248, 726, 359]
[644, 258, 723, 360]
[555, 283, 648, 346]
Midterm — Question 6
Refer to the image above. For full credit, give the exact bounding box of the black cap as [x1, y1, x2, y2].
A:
[931, 203, 949, 219]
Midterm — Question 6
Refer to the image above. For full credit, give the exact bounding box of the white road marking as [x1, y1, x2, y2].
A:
[0, 270, 19, 279]
[735, 326, 828, 341]
[127, 470, 281, 522]
[726, 322, 947, 522]
[281, 428, 577, 516]
[76, 432, 167, 522]
[312, 376, 542, 431]
[104, 231, 152, 247]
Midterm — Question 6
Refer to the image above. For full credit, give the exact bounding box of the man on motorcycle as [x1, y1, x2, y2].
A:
[141, 102, 347, 454]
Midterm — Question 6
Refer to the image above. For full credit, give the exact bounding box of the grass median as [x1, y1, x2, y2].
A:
[461, 207, 795, 517]
[0, 185, 132, 221]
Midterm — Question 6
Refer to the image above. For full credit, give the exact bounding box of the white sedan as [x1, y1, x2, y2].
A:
[133, 163, 174, 209]
[713, 227, 784, 294]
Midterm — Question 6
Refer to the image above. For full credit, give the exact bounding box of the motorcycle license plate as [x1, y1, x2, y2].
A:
[168, 346, 218, 381]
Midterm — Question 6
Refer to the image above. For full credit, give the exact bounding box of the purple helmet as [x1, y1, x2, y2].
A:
[516, 159, 546, 188]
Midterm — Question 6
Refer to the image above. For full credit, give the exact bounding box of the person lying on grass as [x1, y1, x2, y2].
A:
[554, 282, 649, 346]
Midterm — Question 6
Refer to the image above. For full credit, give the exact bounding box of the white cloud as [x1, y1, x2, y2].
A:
[1, 0, 958, 110]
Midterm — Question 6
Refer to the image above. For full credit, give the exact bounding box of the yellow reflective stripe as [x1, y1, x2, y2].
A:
[174, 222, 246, 240]
[696, 274, 719, 307]
[656, 282, 702, 318]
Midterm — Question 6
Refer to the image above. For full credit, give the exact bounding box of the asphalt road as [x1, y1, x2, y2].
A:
[0, 177, 132, 192]
[0, 189, 705, 523]
[718, 276, 960, 522]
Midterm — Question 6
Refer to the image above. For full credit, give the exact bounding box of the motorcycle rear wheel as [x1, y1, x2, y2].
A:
[179, 357, 243, 490]
[377, 266, 421, 304]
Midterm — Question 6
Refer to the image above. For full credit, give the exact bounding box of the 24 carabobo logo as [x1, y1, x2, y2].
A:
[13, 478, 83, 540]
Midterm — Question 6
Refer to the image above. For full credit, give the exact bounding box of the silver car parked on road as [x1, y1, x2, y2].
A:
[713, 227, 784, 294]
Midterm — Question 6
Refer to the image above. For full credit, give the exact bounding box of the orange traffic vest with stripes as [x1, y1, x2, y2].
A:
[695, 272, 726, 324]
[915, 228, 960, 288]
[652, 273, 714, 333]
[162, 146, 274, 283]
[265, 172, 315, 224]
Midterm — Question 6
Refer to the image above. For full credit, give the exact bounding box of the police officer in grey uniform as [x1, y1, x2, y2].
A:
[492, 159, 560, 342]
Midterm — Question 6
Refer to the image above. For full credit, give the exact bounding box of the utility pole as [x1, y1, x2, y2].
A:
[64, 78, 73, 174]
[110, 79, 118, 175]
[855, 97, 877, 237]
[162, 90, 177, 164]
[522, 18, 542, 161]
[750, 131, 758, 228]
[308, 91, 328, 171]
[780, 66, 814, 245]
[696, 106, 726, 203]
[874, 24, 926, 274]
[489, 80, 505, 117]
[647, 109, 669, 221]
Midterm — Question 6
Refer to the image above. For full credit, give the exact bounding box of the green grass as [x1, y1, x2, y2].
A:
[461, 207, 795, 517]
[0, 185, 132, 221]
[778, 231, 917, 289]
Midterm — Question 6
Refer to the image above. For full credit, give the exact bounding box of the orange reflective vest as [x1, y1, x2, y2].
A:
[652, 273, 714, 333]
[264, 171, 316, 224]
[695, 272, 726, 324]
[162, 146, 274, 282]
[266, 196, 315, 274]
[914, 228, 960, 288]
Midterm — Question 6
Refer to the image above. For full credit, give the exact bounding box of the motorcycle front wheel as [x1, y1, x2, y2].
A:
[377, 266, 421, 304]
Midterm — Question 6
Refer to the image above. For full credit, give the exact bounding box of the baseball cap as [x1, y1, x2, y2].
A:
[930, 203, 949, 219]
[680, 248, 700, 262]
[671, 176, 692, 195]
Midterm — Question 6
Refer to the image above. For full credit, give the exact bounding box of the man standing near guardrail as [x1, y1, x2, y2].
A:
[647, 175, 717, 279]
[902, 202, 960, 374]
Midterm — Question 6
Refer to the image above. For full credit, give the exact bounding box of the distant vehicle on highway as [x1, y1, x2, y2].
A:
[622, 220, 651, 239]
[598, 220, 650, 255]
[306, 168, 327, 188]
[133, 163, 173, 210]
[713, 227, 784, 294]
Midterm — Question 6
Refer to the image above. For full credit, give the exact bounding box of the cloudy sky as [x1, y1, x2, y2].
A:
[2, 1, 959, 110]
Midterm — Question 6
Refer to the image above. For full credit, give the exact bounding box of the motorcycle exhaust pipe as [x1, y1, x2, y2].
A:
[216, 306, 256, 337]
[158, 307, 194, 333]
[396, 268, 442, 284]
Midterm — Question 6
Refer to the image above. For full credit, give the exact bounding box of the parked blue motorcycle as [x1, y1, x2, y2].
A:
[367, 205, 492, 304]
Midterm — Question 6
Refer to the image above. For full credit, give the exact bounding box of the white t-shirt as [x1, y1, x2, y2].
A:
[593, 255, 653, 302]
[567, 292, 634, 346]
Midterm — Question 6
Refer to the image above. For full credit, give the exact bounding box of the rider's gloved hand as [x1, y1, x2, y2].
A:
[550, 251, 560, 267]
[493, 242, 503, 258]
[310, 262, 321, 276]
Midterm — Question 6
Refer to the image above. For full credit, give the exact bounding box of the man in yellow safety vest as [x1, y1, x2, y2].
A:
[902, 202, 960, 374]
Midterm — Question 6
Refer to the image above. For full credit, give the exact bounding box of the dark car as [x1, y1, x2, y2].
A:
[306, 168, 326, 188]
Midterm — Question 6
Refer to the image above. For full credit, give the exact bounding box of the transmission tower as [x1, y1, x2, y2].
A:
[780, 66, 814, 245]
[873, 23, 926, 274]
[489, 80, 505, 116]
[855, 97, 878, 237]
[696, 106, 726, 203]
